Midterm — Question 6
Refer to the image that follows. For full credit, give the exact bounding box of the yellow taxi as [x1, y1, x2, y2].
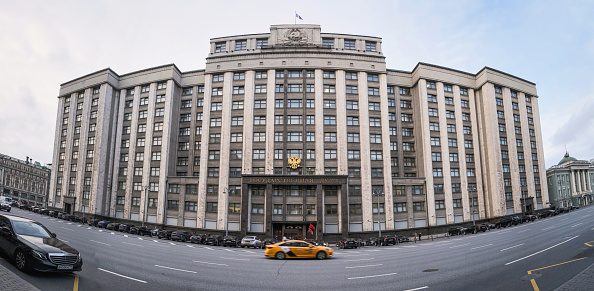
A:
[264, 240, 333, 260]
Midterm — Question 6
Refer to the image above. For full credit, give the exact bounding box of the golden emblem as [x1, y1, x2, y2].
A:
[288, 156, 301, 169]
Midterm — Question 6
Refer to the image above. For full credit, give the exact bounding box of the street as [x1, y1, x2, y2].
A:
[1, 207, 592, 290]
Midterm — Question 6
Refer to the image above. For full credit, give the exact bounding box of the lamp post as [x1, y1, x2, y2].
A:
[142, 186, 149, 227]
[82, 184, 89, 221]
[521, 185, 527, 215]
[467, 185, 476, 226]
[223, 187, 234, 237]
[373, 188, 382, 238]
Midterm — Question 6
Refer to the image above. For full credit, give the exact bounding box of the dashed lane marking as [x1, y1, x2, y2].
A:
[403, 286, 429, 291]
[471, 244, 493, 250]
[348, 272, 398, 280]
[500, 243, 524, 252]
[345, 264, 383, 269]
[98, 268, 147, 283]
[60, 227, 74, 231]
[220, 257, 250, 261]
[154, 265, 197, 273]
[344, 258, 375, 262]
[449, 243, 470, 249]
[193, 261, 228, 266]
[542, 226, 555, 231]
[122, 242, 143, 247]
[505, 236, 579, 265]
[90, 240, 111, 246]
[571, 223, 583, 228]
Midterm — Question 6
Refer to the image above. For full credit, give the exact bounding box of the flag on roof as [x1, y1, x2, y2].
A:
[296, 13, 303, 20]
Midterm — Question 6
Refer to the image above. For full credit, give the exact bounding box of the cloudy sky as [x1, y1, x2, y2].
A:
[1, 0, 593, 168]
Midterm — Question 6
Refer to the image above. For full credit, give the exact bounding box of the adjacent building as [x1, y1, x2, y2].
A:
[49, 24, 548, 240]
[546, 152, 593, 208]
[0, 153, 50, 206]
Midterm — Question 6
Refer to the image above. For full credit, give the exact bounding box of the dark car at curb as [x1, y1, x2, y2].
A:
[190, 233, 207, 244]
[222, 236, 240, 247]
[395, 235, 410, 243]
[0, 214, 83, 273]
[171, 231, 192, 242]
[448, 227, 466, 236]
[0, 201, 11, 212]
[338, 238, 359, 249]
[129, 226, 152, 236]
[204, 235, 223, 246]
[157, 230, 173, 240]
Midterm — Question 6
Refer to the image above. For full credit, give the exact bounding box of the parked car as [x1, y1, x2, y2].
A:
[494, 217, 512, 228]
[204, 235, 223, 246]
[190, 233, 207, 244]
[570, 205, 580, 210]
[338, 238, 359, 249]
[105, 223, 121, 231]
[463, 226, 479, 234]
[0, 213, 83, 272]
[395, 235, 410, 243]
[171, 231, 192, 242]
[118, 224, 135, 233]
[476, 224, 489, 232]
[366, 237, 380, 246]
[151, 228, 162, 237]
[241, 236, 262, 248]
[521, 215, 537, 222]
[304, 239, 321, 246]
[87, 218, 99, 227]
[380, 236, 396, 246]
[0, 201, 11, 212]
[510, 216, 522, 225]
[96, 220, 110, 228]
[129, 226, 152, 236]
[157, 230, 173, 240]
[558, 207, 570, 213]
[262, 238, 278, 246]
[222, 236, 240, 247]
[448, 227, 466, 236]
[265, 240, 333, 260]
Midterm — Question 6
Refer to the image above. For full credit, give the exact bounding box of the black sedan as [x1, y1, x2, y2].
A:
[0, 214, 83, 272]
[129, 226, 152, 236]
[171, 231, 192, 242]
[222, 236, 240, 247]
[338, 238, 359, 249]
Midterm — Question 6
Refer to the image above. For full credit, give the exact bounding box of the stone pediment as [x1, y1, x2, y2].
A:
[270, 25, 321, 47]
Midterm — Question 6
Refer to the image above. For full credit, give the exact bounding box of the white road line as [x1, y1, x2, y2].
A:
[87, 227, 91, 229]
[124, 235, 129, 237]
[402, 246, 417, 248]
[345, 264, 383, 269]
[449, 243, 470, 249]
[193, 261, 228, 266]
[205, 247, 214, 250]
[90, 240, 111, 246]
[67, 222, 73, 225]
[242, 250, 256, 253]
[471, 244, 493, 250]
[122, 242, 143, 247]
[571, 223, 583, 228]
[169, 242, 177, 245]
[186, 245, 195, 248]
[61, 240, 69, 243]
[153, 240, 159, 243]
[348, 272, 398, 280]
[98, 230, 104, 232]
[154, 265, 197, 273]
[344, 258, 375, 262]
[220, 257, 250, 261]
[404, 286, 429, 291]
[518, 229, 530, 233]
[542, 226, 555, 231]
[505, 236, 579, 265]
[60, 227, 74, 231]
[223, 249, 234, 252]
[500, 243, 524, 252]
[98, 268, 147, 283]
[138, 238, 143, 240]
[362, 249, 382, 252]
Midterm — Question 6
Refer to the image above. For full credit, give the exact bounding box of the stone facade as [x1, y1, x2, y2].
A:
[0, 153, 50, 206]
[49, 25, 548, 239]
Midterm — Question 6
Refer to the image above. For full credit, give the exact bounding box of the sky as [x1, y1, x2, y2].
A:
[1, 0, 593, 168]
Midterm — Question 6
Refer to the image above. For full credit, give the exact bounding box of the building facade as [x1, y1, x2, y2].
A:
[0, 153, 50, 206]
[49, 24, 548, 239]
[546, 152, 593, 208]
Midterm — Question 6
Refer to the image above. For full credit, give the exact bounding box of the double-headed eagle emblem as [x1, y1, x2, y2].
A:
[288, 156, 301, 169]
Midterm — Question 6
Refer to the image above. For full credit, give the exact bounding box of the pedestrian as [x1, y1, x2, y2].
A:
[414, 232, 417, 241]
[282, 235, 287, 241]
[418, 232, 422, 241]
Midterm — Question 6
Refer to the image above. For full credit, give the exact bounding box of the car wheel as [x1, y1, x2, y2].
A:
[316, 251, 327, 260]
[275, 252, 286, 260]
[14, 250, 28, 272]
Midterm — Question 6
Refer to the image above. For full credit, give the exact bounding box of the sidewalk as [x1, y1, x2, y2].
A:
[0, 263, 41, 291]
[555, 262, 594, 291]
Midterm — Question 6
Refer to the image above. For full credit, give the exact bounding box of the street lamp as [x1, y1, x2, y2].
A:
[373, 188, 383, 238]
[142, 185, 149, 227]
[521, 185, 528, 215]
[82, 184, 89, 221]
[468, 185, 476, 226]
[223, 187, 234, 237]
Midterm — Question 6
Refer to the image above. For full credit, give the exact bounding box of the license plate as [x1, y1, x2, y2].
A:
[57, 265, 73, 270]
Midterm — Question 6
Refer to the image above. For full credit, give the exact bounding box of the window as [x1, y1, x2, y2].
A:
[324, 115, 336, 125]
[344, 39, 356, 50]
[253, 132, 265, 142]
[347, 133, 359, 143]
[151, 152, 161, 161]
[395, 202, 407, 213]
[324, 149, 337, 160]
[365, 41, 376, 52]
[325, 204, 338, 215]
[233, 86, 244, 94]
[413, 202, 425, 211]
[444, 85, 453, 92]
[495, 86, 502, 94]
[427, 82, 436, 89]
[503, 164, 510, 173]
[465, 140, 473, 149]
[155, 108, 164, 117]
[435, 200, 445, 210]
[512, 102, 519, 110]
[401, 113, 412, 122]
[448, 138, 457, 147]
[429, 122, 439, 131]
[432, 152, 442, 162]
[370, 150, 382, 160]
[428, 108, 438, 117]
[287, 84, 302, 92]
[402, 128, 413, 137]
[445, 110, 455, 119]
[253, 149, 265, 160]
[215, 42, 226, 53]
[427, 94, 437, 103]
[368, 87, 379, 96]
[496, 98, 503, 106]
[346, 116, 359, 126]
[433, 168, 443, 177]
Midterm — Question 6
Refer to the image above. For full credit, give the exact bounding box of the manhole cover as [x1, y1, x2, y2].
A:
[521, 273, 542, 281]
[422, 269, 439, 272]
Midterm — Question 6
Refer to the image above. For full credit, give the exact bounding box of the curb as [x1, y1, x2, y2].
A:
[555, 262, 594, 291]
[0, 262, 41, 291]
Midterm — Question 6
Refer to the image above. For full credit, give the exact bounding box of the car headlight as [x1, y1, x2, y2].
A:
[30, 250, 47, 261]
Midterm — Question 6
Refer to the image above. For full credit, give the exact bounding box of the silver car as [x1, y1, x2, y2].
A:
[240, 236, 262, 248]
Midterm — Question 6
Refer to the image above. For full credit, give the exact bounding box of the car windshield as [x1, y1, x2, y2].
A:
[12, 221, 52, 238]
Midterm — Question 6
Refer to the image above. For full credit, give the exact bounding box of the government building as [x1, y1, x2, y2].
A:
[546, 152, 593, 208]
[49, 24, 548, 240]
[1, 153, 50, 206]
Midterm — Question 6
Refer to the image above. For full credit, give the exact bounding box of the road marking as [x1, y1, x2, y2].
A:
[186, 245, 195, 248]
[72, 274, 79, 291]
[122, 242, 143, 247]
[98, 268, 147, 283]
[219, 257, 250, 261]
[362, 249, 382, 252]
[153, 240, 159, 243]
[242, 250, 256, 253]
[518, 229, 531, 233]
[90, 240, 111, 246]
[193, 261, 228, 266]
[348, 272, 398, 280]
[471, 244, 493, 250]
[155, 265, 197, 273]
[571, 223, 583, 228]
[67, 223, 73, 225]
[542, 226, 555, 231]
[500, 243, 524, 252]
[138, 238, 143, 240]
[223, 249, 235, 252]
[110, 232, 115, 235]
[86, 227, 91, 229]
[205, 247, 214, 250]
[169, 242, 176, 245]
[99, 229, 104, 232]
[124, 235, 129, 237]
[527, 257, 587, 291]
[60, 227, 74, 231]
[449, 243, 470, 249]
[505, 236, 579, 265]
[403, 287, 429, 291]
[345, 264, 383, 269]
[344, 258, 375, 262]
[402, 246, 417, 248]
[585, 240, 594, 247]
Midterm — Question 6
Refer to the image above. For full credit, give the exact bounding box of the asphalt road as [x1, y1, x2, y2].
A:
[1, 206, 592, 291]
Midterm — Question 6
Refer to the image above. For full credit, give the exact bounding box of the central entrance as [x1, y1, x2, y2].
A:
[273, 223, 317, 240]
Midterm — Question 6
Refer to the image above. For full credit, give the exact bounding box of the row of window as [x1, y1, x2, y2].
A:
[432, 168, 476, 177]
[213, 38, 377, 53]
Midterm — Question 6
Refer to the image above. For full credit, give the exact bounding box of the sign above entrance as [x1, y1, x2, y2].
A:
[244, 176, 343, 185]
